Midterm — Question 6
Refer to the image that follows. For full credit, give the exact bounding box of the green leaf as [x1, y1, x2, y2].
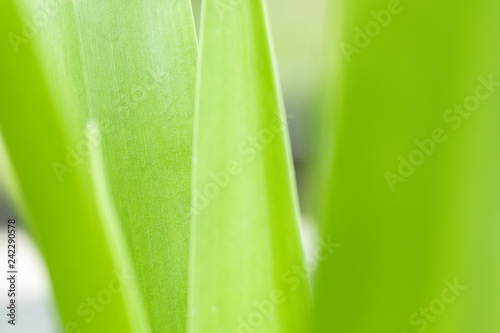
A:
[52, 1, 198, 330]
[4, 0, 198, 331]
[313, 0, 500, 332]
[189, 0, 312, 332]
[0, 2, 148, 332]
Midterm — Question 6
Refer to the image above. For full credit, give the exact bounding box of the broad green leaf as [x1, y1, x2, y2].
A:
[0, 2, 148, 332]
[313, 0, 500, 332]
[4, 0, 198, 331]
[189, 0, 312, 332]
[9, 0, 199, 331]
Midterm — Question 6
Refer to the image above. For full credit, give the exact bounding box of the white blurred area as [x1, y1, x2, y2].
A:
[0, 226, 58, 332]
[0, 135, 58, 332]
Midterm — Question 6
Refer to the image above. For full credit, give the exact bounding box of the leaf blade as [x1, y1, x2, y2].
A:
[189, 1, 312, 332]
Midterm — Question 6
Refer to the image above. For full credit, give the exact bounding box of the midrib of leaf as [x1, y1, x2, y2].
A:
[0, 1, 147, 332]
[189, 0, 312, 332]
